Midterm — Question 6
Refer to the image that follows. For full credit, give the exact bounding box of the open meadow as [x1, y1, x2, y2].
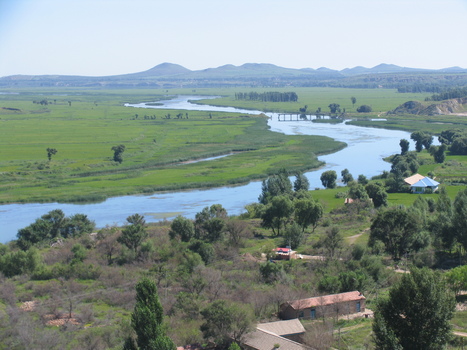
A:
[0, 88, 346, 203]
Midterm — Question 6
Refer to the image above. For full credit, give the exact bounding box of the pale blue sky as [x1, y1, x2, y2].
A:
[0, 0, 466, 77]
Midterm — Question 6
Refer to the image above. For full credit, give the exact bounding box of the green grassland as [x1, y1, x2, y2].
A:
[0, 89, 345, 203]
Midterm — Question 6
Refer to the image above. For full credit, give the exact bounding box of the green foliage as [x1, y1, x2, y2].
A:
[369, 207, 423, 259]
[194, 204, 227, 242]
[282, 222, 305, 250]
[293, 172, 310, 192]
[399, 139, 409, 155]
[365, 182, 388, 208]
[201, 300, 253, 346]
[17, 209, 95, 250]
[125, 277, 176, 350]
[430, 144, 447, 163]
[259, 169, 293, 204]
[117, 214, 148, 253]
[341, 168, 354, 185]
[356, 105, 373, 113]
[320, 170, 337, 189]
[46, 147, 57, 161]
[0, 248, 41, 277]
[261, 195, 294, 236]
[169, 215, 195, 242]
[111, 144, 125, 163]
[410, 131, 433, 152]
[294, 197, 323, 233]
[445, 265, 467, 296]
[373, 267, 455, 350]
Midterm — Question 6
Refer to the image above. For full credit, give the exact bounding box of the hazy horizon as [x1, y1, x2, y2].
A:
[1, 0, 466, 77]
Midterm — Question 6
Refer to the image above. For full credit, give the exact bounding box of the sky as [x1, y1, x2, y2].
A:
[0, 0, 466, 77]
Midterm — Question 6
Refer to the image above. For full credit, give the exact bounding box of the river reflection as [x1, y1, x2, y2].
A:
[1, 96, 413, 243]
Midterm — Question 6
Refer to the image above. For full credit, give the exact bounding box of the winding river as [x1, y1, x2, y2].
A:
[0, 96, 414, 243]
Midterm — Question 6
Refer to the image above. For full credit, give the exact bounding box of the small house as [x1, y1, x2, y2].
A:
[280, 291, 366, 320]
[274, 247, 297, 260]
[404, 174, 440, 194]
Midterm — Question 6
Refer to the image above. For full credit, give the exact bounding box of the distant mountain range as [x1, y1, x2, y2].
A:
[1, 63, 466, 89]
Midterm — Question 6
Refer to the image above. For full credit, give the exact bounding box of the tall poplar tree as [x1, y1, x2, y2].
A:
[124, 278, 175, 350]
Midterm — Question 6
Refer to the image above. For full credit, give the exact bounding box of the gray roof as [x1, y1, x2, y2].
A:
[257, 319, 305, 336]
[243, 329, 308, 350]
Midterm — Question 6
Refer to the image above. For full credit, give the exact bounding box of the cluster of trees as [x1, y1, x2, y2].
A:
[438, 129, 467, 155]
[234, 91, 298, 102]
[253, 170, 323, 248]
[425, 86, 467, 101]
[373, 267, 455, 350]
[369, 187, 467, 262]
[16, 209, 95, 250]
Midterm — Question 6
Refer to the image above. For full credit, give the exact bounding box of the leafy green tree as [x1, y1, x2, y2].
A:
[0, 248, 41, 278]
[261, 195, 294, 236]
[259, 169, 293, 204]
[365, 182, 388, 208]
[351, 96, 357, 108]
[201, 300, 253, 346]
[293, 172, 310, 192]
[430, 144, 447, 163]
[341, 168, 354, 185]
[118, 214, 148, 253]
[410, 131, 432, 152]
[111, 144, 125, 163]
[320, 170, 337, 189]
[294, 197, 323, 232]
[169, 215, 195, 242]
[62, 214, 95, 238]
[328, 103, 340, 114]
[282, 222, 305, 249]
[369, 207, 422, 259]
[322, 227, 343, 260]
[357, 174, 368, 185]
[452, 188, 467, 251]
[445, 265, 467, 296]
[194, 204, 227, 242]
[124, 278, 175, 350]
[373, 267, 455, 350]
[356, 105, 372, 113]
[348, 183, 370, 202]
[188, 240, 214, 265]
[16, 209, 94, 250]
[46, 147, 57, 161]
[399, 139, 409, 155]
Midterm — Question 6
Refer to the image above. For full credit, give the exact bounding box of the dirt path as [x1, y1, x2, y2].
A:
[347, 228, 369, 245]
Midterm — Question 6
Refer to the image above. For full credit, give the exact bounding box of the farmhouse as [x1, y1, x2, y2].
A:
[404, 173, 440, 194]
[280, 291, 366, 320]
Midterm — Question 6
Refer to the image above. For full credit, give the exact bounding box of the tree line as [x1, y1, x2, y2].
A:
[234, 91, 298, 102]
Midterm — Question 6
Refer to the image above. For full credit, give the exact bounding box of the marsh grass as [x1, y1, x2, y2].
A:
[0, 89, 344, 203]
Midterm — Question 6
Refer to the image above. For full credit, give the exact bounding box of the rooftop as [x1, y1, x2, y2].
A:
[257, 319, 305, 336]
[286, 291, 365, 310]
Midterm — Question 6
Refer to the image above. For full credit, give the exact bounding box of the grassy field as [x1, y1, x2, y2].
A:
[0, 89, 345, 203]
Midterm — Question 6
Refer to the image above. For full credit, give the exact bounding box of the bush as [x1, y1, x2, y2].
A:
[357, 105, 373, 113]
